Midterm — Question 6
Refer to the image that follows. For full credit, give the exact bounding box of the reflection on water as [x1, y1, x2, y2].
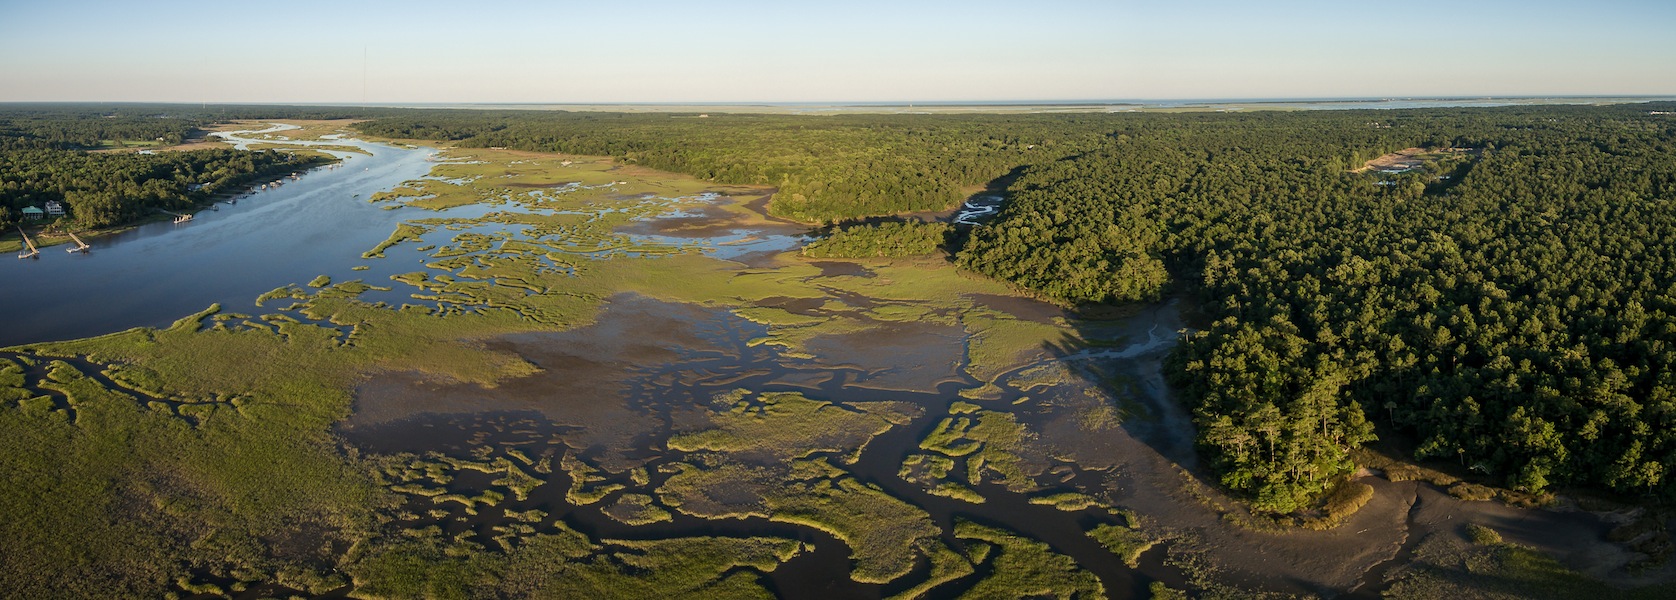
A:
[953, 195, 1003, 225]
[0, 133, 447, 347]
[0, 128, 813, 347]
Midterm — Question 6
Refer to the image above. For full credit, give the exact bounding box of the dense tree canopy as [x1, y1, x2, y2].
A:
[355, 112, 1112, 223]
[361, 102, 1676, 511]
[0, 148, 312, 228]
[958, 104, 1676, 510]
[15, 101, 1676, 514]
[802, 221, 952, 258]
[0, 106, 351, 229]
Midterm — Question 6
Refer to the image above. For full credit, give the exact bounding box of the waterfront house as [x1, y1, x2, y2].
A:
[44, 201, 64, 216]
[21, 206, 44, 220]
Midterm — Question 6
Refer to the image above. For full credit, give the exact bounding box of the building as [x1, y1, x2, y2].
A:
[44, 201, 64, 217]
[20, 206, 44, 220]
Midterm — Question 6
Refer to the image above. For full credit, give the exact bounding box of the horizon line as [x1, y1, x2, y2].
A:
[4, 94, 1676, 108]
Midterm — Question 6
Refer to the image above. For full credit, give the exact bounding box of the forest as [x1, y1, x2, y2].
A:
[359, 103, 1676, 512]
[8, 102, 1675, 515]
[354, 111, 1115, 223]
[0, 105, 365, 229]
[801, 221, 952, 258]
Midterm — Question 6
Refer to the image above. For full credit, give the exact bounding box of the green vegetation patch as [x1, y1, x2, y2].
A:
[802, 221, 952, 258]
[963, 310, 1078, 383]
[668, 390, 917, 464]
[1383, 530, 1676, 600]
[885, 542, 975, 600]
[915, 408, 1037, 493]
[351, 518, 802, 600]
[768, 477, 943, 584]
[1087, 523, 1155, 568]
[603, 494, 674, 526]
[562, 454, 625, 506]
[363, 222, 430, 258]
[656, 389, 941, 584]
[953, 520, 1103, 599]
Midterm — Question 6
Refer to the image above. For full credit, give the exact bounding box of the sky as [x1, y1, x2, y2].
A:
[2, 0, 1674, 104]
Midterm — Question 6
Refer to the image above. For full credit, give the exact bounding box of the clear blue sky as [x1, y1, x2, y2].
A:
[2, 0, 1673, 103]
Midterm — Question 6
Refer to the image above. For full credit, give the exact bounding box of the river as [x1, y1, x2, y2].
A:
[0, 128, 470, 347]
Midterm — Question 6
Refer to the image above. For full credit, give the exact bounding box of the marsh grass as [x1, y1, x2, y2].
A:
[1029, 492, 1103, 512]
[1383, 529, 1676, 599]
[1088, 523, 1155, 568]
[603, 494, 674, 526]
[562, 454, 625, 505]
[953, 520, 1103, 599]
[670, 390, 914, 463]
[0, 142, 1104, 597]
[1294, 478, 1375, 530]
[657, 389, 941, 584]
[885, 542, 975, 600]
[1467, 523, 1503, 545]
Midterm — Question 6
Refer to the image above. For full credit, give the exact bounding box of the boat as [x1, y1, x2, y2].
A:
[66, 230, 89, 254]
[174, 214, 193, 224]
[16, 227, 38, 259]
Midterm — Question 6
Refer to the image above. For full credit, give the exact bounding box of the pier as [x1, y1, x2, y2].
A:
[156, 209, 193, 224]
[66, 231, 89, 254]
[15, 227, 38, 259]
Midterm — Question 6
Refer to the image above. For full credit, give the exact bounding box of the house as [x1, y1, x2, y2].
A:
[20, 206, 44, 220]
[187, 183, 205, 192]
[44, 201, 64, 217]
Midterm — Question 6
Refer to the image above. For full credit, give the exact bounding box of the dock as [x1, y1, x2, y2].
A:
[66, 230, 89, 254]
[16, 227, 38, 259]
[156, 209, 194, 224]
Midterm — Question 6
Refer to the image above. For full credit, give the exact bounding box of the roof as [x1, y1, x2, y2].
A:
[21, 206, 43, 214]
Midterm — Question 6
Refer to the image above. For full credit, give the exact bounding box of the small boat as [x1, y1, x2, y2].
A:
[66, 230, 89, 254]
[174, 214, 193, 224]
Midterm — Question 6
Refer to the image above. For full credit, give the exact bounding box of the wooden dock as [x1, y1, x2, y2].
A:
[16, 227, 38, 259]
[66, 230, 89, 254]
[156, 209, 193, 223]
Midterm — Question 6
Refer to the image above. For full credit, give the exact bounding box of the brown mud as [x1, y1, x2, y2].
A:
[342, 291, 1173, 598]
[334, 167, 1658, 599]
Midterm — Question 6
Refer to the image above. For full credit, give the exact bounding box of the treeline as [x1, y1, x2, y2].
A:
[0, 148, 316, 228]
[0, 105, 372, 229]
[0, 104, 402, 151]
[15, 102, 1675, 512]
[802, 221, 952, 258]
[957, 103, 1676, 510]
[357, 103, 1676, 510]
[0, 105, 395, 229]
[354, 112, 1114, 223]
[0, 112, 195, 151]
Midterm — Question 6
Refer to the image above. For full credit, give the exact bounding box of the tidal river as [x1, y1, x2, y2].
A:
[0, 129, 458, 347]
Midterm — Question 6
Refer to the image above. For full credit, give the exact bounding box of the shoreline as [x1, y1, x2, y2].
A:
[1, 155, 337, 254]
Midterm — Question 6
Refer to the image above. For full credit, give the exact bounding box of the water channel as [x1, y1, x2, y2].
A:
[0, 127, 464, 347]
[3, 128, 1191, 598]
